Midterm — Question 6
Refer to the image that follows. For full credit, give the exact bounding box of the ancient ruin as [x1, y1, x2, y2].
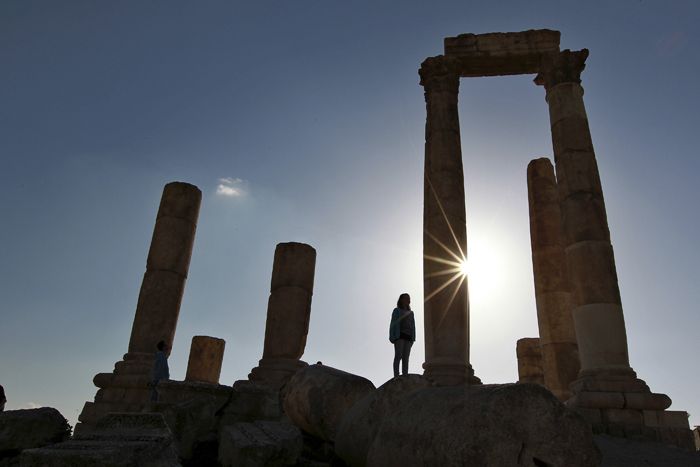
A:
[4, 28, 697, 467]
[75, 181, 202, 433]
[419, 28, 692, 449]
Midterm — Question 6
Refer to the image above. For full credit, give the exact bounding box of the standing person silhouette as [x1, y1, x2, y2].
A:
[389, 293, 416, 378]
[150, 341, 170, 402]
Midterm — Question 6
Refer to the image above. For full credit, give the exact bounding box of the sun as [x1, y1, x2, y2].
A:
[459, 260, 469, 276]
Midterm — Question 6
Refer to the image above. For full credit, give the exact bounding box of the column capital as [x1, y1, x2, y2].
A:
[419, 55, 462, 94]
[534, 49, 589, 92]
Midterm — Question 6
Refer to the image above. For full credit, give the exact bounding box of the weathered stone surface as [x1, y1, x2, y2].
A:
[20, 413, 180, 467]
[185, 336, 226, 384]
[445, 29, 561, 77]
[218, 421, 302, 467]
[284, 364, 375, 442]
[146, 395, 218, 461]
[516, 337, 545, 386]
[335, 375, 437, 467]
[262, 286, 313, 360]
[0, 408, 70, 460]
[217, 384, 282, 427]
[366, 383, 601, 467]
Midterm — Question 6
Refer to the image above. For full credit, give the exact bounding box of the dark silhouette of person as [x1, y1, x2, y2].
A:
[389, 293, 416, 377]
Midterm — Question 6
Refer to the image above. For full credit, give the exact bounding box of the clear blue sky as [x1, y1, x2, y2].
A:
[2, 1, 699, 431]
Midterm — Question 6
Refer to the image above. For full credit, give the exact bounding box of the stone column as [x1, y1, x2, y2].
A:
[535, 50, 633, 382]
[247, 242, 316, 386]
[119, 181, 202, 375]
[419, 55, 480, 386]
[527, 158, 580, 401]
[185, 336, 226, 384]
[516, 338, 545, 386]
[76, 181, 202, 433]
[534, 52, 692, 449]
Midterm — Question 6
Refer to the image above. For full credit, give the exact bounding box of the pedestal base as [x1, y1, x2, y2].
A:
[422, 362, 482, 387]
[565, 371, 694, 449]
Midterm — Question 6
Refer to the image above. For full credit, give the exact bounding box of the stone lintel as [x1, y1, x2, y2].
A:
[444, 29, 560, 77]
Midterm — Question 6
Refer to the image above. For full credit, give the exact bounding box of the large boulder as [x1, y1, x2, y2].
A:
[335, 375, 437, 467]
[366, 383, 602, 467]
[0, 408, 71, 459]
[284, 364, 375, 442]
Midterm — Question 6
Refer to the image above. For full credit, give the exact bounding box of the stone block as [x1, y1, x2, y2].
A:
[218, 421, 302, 467]
[95, 387, 126, 403]
[566, 391, 624, 409]
[366, 383, 601, 467]
[157, 379, 234, 409]
[146, 216, 197, 277]
[644, 410, 690, 429]
[262, 287, 312, 360]
[571, 303, 629, 372]
[20, 413, 180, 467]
[128, 269, 186, 355]
[218, 384, 281, 427]
[601, 408, 644, 425]
[571, 376, 650, 394]
[122, 388, 152, 404]
[269, 242, 316, 293]
[694, 426, 700, 450]
[623, 392, 671, 411]
[516, 338, 545, 386]
[570, 407, 601, 425]
[335, 375, 437, 467]
[284, 364, 376, 443]
[146, 395, 218, 461]
[155, 181, 202, 224]
[0, 408, 71, 454]
[185, 336, 226, 384]
[566, 242, 620, 307]
[444, 29, 561, 77]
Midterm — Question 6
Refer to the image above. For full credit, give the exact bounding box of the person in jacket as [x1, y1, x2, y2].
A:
[389, 293, 416, 377]
[150, 340, 170, 402]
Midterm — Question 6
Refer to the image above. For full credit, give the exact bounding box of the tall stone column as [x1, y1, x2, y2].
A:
[419, 55, 480, 386]
[120, 181, 202, 375]
[247, 242, 316, 387]
[534, 52, 692, 449]
[526, 158, 580, 401]
[535, 50, 632, 382]
[76, 181, 202, 433]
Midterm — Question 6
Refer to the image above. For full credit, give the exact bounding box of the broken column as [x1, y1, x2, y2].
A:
[76, 181, 202, 433]
[247, 242, 316, 387]
[185, 336, 226, 384]
[535, 51, 693, 448]
[526, 158, 580, 401]
[419, 55, 480, 386]
[516, 338, 545, 387]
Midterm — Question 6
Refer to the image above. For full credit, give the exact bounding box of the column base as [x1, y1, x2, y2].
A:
[565, 369, 693, 449]
[422, 362, 482, 387]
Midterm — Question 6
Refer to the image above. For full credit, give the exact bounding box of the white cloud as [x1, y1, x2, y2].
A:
[216, 177, 247, 198]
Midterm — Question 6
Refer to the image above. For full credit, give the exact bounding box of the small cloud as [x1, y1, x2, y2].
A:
[216, 177, 247, 198]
